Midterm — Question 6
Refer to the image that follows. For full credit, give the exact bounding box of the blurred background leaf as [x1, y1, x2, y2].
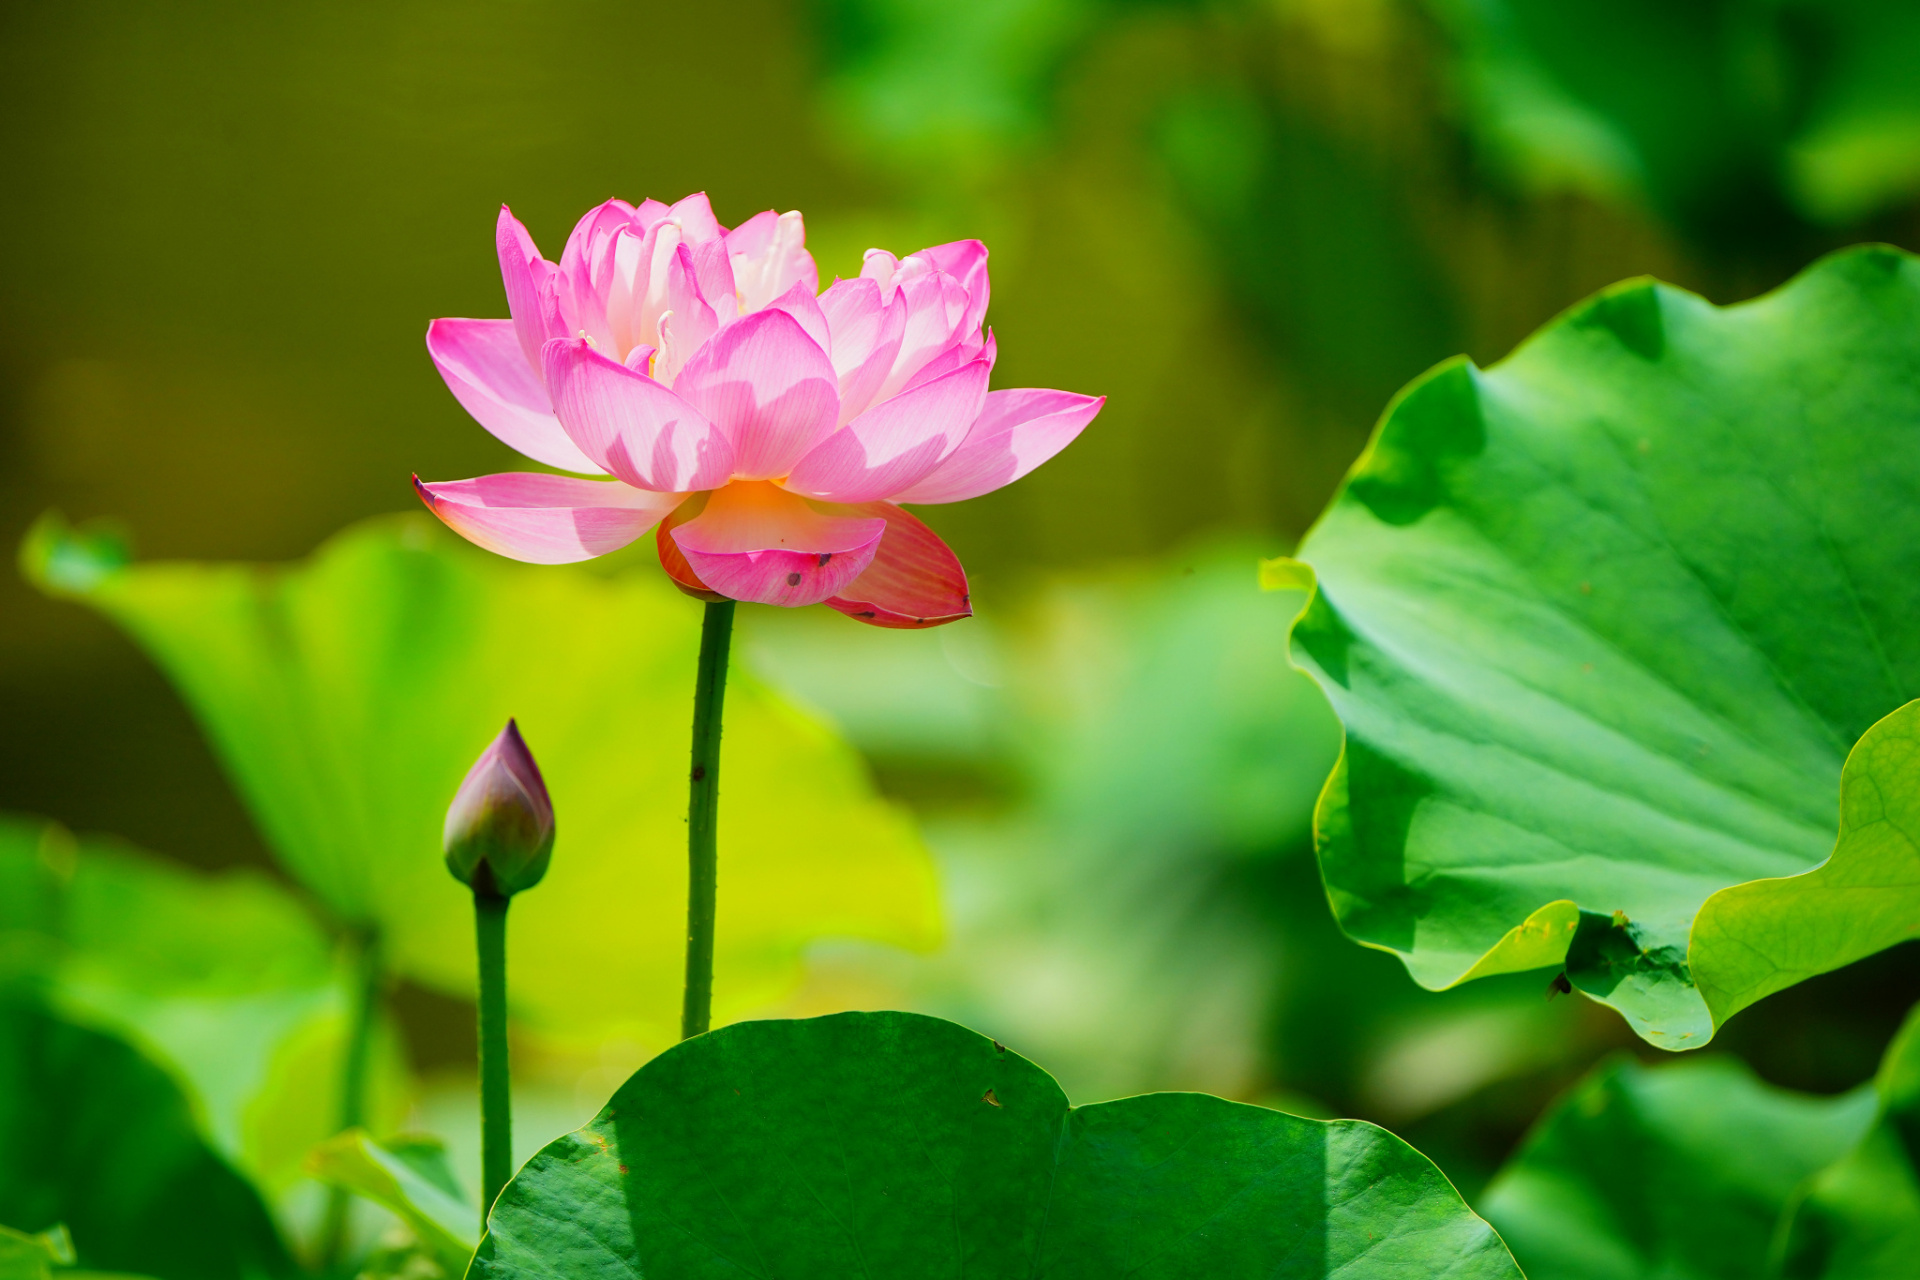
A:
[1480, 1054, 1879, 1280]
[0, 996, 296, 1279]
[23, 514, 940, 1055]
[0, 813, 407, 1245]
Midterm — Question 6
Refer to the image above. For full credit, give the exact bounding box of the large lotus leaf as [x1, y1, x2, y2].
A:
[0, 814, 405, 1196]
[1276, 244, 1920, 1046]
[474, 1011, 1520, 1278]
[1774, 1002, 1920, 1278]
[0, 996, 295, 1280]
[1429, 0, 1920, 234]
[23, 514, 940, 1049]
[1478, 1054, 1877, 1280]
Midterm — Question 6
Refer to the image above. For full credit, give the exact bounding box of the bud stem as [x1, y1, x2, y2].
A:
[682, 600, 735, 1039]
[474, 880, 512, 1227]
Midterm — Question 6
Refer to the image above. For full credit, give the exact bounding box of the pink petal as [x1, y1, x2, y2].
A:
[820, 277, 909, 423]
[651, 243, 720, 385]
[542, 338, 735, 492]
[784, 359, 989, 504]
[656, 498, 730, 602]
[668, 481, 885, 607]
[497, 206, 565, 374]
[728, 210, 819, 313]
[826, 502, 971, 628]
[874, 268, 974, 404]
[762, 279, 831, 354]
[914, 240, 990, 335]
[559, 199, 640, 292]
[665, 192, 725, 243]
[414, 472, 681, 564]
[671, 309, 839, 480]
[893, 389, 1104, 504]
[426, 319, 604, 475]
[686, 236, 739, 326]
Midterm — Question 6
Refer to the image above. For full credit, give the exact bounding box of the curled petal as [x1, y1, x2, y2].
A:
[874, 269, 974, 404]
[427, 319, 602, 475]
[893, 388, 1103, 504]
[914, 240, 990, 335]
[497, 206, 566, 374]
[672, 309, 839, 480]
[542, 338, 735, 492]
[785, 359, 989, 504]
[650, 243, 721, 385]
[820, 276, 908, 423]
[728, 210, 819, 313]
[669, 481, 884, 607]
[826, 502, 971, 628]
[414, 472, 681, 564]
[655, 496, 729, 601]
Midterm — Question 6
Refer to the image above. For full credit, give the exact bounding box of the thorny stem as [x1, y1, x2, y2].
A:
[474, 874, 512, 1228]
[316, 925, 382, 1271]
[681, 599, 735, 1040]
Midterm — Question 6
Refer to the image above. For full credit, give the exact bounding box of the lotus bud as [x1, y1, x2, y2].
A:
[444, 719, 554, 896]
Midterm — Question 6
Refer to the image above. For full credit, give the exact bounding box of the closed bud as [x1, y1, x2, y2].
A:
[444, 719, 554, 896]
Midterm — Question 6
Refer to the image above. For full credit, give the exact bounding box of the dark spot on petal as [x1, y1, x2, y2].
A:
[817, 552, 832, 566]
[786, 571, 802, 586]
[961, 593, 970, 604]
[983, 1088, 1002, 1108]
[691, 765, 706, 781]
[856, 610, 876, 618]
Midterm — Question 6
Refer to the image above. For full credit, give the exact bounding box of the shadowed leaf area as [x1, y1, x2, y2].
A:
[1285, 244, 1920, 1046]
[0, 997, 294, 1280]
[476, 1011, 1520, 1278]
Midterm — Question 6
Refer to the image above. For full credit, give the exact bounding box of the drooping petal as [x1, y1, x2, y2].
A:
[655, 495, 729, 601]
[542, 338, 735, 492]
[426, 319, 604, 474]
[893, 388, 1104, 504]
[413, 472, 681, 564]
[913, 240, 990, 335]
[826, 502, 971, 628]
[728, 210, 818, 313]
[497, 206, 565, 374]
[784, 358, 989, 503]
[668, 481, 885, 607]
[671, 309, 839, 480]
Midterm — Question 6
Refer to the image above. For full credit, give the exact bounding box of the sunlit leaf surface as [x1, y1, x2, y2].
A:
[306, 1130, 473, 1275]
[23, 515, 941, 1050]
[1283, 245, 1920, 1044]
[0, 997, 295, 1280]
[475, 1011, 1521, 1278]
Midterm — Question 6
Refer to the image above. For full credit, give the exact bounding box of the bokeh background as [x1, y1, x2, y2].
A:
[7, 0, 1920, 1210]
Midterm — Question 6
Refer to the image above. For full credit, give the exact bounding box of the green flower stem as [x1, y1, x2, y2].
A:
[316, 924, 382, 1271]
[682, 599, 735, 1040]
[474, 879, 512, 1225]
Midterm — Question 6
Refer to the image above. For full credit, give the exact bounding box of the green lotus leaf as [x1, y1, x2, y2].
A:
[1479, 1053, 1878, 1280]
[1428, 0, 1920, 232]
[1773, 1002, 1920, 1277]
[473, 1010, 1520, 1278]
[0, 814, 406, 1198]
[22, 514, 940, 1050]
[306, 1130, 473, 1276]
[0, 996, 295, 1280]
[1280, 244, 1920, 1045]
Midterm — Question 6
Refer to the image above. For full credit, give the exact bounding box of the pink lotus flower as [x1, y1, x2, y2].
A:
[414, 194, 1103, 627]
